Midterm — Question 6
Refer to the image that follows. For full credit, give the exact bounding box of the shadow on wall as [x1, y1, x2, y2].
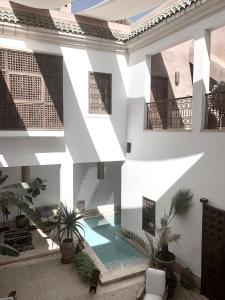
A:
[62, 66, 100, 162]
[0, 69, 26, 130]
[85, 47, 128, 158]
[74, 162, 122, 210]
[3, 2, 64, 130]
[150, 53, 185, 129]
[122, 141, 225, 277]
[7, 2, 102, 164]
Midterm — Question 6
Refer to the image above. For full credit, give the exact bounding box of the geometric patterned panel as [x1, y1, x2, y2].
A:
[0, 71, 7, 102]
[201, 204, 225, 300]
[44, 75, 62, 104]
[0, 49, 6, 69]
[7, 50, 40, 73]
[202, 204, 225, 243]
[16, 104, 44, 128]
[45, 105, 63, 129]
[10, 74, 42, 101]
[0, 48, 63, 130]
[89, 72, 112, 114]
[146, 96, 192, 130]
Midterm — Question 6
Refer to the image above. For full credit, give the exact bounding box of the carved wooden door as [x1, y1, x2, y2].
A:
[201, 204, 225, 300]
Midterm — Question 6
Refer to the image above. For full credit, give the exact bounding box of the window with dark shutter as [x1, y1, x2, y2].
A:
[89, 72, 112, 114]
[0, 48, 63, 130]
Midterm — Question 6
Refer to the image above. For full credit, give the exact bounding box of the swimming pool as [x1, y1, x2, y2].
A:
[82, 215, 147, 270]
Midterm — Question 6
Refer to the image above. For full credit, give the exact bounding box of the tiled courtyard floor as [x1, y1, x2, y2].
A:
[0, 254, 208, 300]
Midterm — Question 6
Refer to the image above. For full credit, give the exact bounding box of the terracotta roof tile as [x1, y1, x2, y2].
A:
[0, 0, 207, 42]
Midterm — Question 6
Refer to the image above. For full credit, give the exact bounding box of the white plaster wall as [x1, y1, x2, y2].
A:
[123, 84, 225, 279]
[0, 165, 60, 222]
[74, 161, 121, 210]
[124, 10, 225, 277]
[151, 40, 193, 99]
[0, 37, 128, 167]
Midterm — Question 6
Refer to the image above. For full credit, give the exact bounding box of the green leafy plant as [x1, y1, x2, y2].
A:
[119, 228, 156, 265]
[0, 171, 45, 230]
[74, 251, 99, 283]
[157, 188, 193, 261]
[210, 80, 225, 93]
[53, 202, 85, 243]
[0, 169, 46, 256]
[120, 188, 193, 265]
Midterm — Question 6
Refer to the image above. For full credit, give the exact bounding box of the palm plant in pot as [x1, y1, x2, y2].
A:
[155, 188, 193, 271]
[119, 188, 193, 273]
[53, 203, 85, 264]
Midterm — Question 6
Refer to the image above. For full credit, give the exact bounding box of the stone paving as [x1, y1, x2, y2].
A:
[0, 254, 208, 300]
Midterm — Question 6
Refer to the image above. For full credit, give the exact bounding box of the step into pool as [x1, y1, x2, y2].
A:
[82, 215, 147, 270]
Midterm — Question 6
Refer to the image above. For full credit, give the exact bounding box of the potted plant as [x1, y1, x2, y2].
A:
[16, 177, 46, 228]
[53, 203, 85, 264]
[120, 188, 193, 272]
[0, 170, 45, 231]
[155, 188, 193, 271]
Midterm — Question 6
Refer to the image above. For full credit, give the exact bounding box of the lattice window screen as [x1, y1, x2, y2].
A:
[0, 48, 63, 130]
[89, 72, 112, 114]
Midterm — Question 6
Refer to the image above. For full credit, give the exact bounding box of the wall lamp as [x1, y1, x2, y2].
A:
[175, 71, 180, 86]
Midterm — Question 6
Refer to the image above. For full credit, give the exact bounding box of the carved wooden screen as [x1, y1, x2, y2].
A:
[0, 49, 63, 130]
[89, 72, 112, 114]
[201, 203, 225, 300]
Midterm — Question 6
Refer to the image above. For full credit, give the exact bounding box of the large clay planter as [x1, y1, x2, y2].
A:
[155, 256, 175, 272]
[60, 239, 74, 264]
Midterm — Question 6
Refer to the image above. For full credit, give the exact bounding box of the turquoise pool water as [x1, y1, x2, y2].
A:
[82, 215, 147, 270]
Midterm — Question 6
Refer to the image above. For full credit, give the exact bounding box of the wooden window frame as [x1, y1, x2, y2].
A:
[88, 71, 112, 115]
[0, 48, 63, 130]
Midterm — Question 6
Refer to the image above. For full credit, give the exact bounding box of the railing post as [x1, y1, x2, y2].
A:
[192, 30, 211, 131]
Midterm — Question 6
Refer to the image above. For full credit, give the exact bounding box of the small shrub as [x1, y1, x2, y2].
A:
[211, 80, 225, 93]
[74, 251, 99, 283]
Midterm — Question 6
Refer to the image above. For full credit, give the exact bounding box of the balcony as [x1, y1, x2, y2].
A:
[205, 91, 225, 130]
[146, 96, 192, 130]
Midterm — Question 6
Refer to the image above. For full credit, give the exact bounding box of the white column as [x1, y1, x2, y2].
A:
[60, 147, 74, 210]
[192, 30, 211, 131]
[143, 55, 151, 128]
[144, 55, 151, 103]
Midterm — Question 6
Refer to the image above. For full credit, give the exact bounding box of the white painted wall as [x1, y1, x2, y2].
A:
[122, 97, 225, 278]
[74, 161, 121, 210]
[122, 8, 225, 278]
[0, 37, 128, 167]
[0, 165, 60, 222]
[0, 36, 128, 207]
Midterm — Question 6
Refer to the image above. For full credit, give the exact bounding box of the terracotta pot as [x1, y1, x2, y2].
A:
[155, 257, 175, 272]
[16, 215, 29, 228]
[60, 239, 74, 264]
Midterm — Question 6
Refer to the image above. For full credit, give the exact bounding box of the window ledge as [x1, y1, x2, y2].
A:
[201, 129, 225, 133]
[0, 130, 64, 138]
[144, 129, 192, 133]
[86, 114, 112, 118]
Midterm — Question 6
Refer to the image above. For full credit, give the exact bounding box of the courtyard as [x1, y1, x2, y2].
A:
[1, 0, 225, 299]
[0, 254, 207, 300]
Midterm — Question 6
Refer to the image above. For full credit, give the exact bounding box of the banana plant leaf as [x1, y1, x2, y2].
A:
[0, 174, 8, 186]
[0, 244, 19, 257]
[1, 192, 44, 230]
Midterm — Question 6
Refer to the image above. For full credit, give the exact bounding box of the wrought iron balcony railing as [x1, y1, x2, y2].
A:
[205, 91, 225, 130]
[146, 96, 192, 130]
